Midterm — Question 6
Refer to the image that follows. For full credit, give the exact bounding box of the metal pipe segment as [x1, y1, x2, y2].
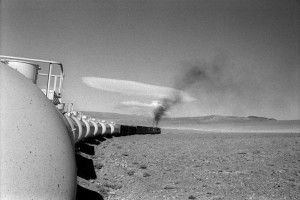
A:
[62, 113, 120, 142]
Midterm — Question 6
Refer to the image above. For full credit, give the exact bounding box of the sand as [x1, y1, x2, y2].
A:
[76, 131, 300, 200]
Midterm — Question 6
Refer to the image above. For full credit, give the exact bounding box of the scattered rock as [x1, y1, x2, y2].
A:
[108, 191, 116, 195]
[94, 162, 104, 170]
[143, 172, 151, 177]
[188, 195, 197, 199]
[212, 197, 224, 200]
[253, 150, 260, 154]
[127, 170, 135, 176]
[102, 182, 123, 190]
[266, 163, 275, 166]
[140, 164, 147, 169]
[163, 185, 176, 190]
[96, 185, 110, 197]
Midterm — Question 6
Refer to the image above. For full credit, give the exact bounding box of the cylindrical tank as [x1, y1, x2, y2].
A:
[97, 120, 106, 136]
[64, 113, 79, 142]
[120, 125, 129, 136]
[4, 60, 40, 84]
[104, 122, 112, 136]
[90, 119, 99, 137]
[85, 117, 95, 139]
[0, 63, 77, 199]
[112, 124, 121, 135]
[71, 115, 84, 142]
[131, 126, 137, 135]
[81, 117, 90, 140]
[108, 123, 114, 134]
[136, 126, 143, 134]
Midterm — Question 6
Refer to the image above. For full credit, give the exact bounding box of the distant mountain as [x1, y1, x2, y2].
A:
[162, 115, 276, 124]
[247, 116, 276, 121]
[80, 111, 276, 126]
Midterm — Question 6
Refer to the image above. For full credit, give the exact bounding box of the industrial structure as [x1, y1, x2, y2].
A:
[0, 55, 160, 199]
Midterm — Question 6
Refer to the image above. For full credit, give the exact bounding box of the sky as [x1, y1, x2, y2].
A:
[1, 0, 299, 120]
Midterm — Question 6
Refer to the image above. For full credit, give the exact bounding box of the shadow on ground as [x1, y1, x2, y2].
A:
[76, 184, 104, 200]
[76, 139, 108, 199]
[76, 153, 97, 180]
[77, 143, 95, 155]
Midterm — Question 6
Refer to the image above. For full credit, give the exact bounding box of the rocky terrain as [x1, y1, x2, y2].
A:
[76, 130, 300, 200]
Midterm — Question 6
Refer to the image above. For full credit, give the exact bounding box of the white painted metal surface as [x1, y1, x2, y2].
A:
[4, 60, 39, 84]
[81, 117, 90, 139]
[64, 114, 78, 142]
[71, 116, 84, 142]
[0, 63, 77, 200]
[0, 55, 64, 101]
[90, 120, 99, 137]
[97, 121, 106, 136]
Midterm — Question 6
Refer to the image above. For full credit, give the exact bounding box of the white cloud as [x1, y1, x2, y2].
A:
[121, 100, 161, 108]
[82, 77, 196, 102]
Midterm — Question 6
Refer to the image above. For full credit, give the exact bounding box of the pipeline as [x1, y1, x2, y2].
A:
[0, 56, 160, 200]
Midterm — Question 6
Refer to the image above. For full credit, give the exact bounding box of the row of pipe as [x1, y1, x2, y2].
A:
[63, 111, 120, 143]
[62, 110, 161, 143]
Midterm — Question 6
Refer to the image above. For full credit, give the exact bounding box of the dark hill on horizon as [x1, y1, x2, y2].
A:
[163, 115, 276, 124]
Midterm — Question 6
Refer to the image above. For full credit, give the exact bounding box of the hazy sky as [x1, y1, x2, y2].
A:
[1, 0, 299, 119]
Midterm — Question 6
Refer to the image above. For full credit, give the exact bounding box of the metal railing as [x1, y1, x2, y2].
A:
[0, 55, 64, 99]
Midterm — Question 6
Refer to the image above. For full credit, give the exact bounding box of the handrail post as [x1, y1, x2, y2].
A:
[59, 64, 64, 95]
[46, 63, 53, 98]
[54, 75, 57, 92]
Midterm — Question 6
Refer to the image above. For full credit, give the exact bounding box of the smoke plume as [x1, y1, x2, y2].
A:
[153, 63, 209, 126]
[153, 51, 300, 123]
[153, 55, 228, 126]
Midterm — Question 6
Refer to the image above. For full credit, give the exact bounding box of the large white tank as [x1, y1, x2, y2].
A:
[4, 60, 40, 84]
[0, 63, 77, 199]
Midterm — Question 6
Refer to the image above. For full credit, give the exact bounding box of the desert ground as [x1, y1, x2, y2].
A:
[75, 125, 300, 200]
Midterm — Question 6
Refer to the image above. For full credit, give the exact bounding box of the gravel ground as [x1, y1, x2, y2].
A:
[76, 131, 300, 200]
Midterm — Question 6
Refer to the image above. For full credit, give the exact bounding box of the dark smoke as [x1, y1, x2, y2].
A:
[153, 61, 211, 127]
[153, 52, 300, 122]
[153, 54, 234, 126]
